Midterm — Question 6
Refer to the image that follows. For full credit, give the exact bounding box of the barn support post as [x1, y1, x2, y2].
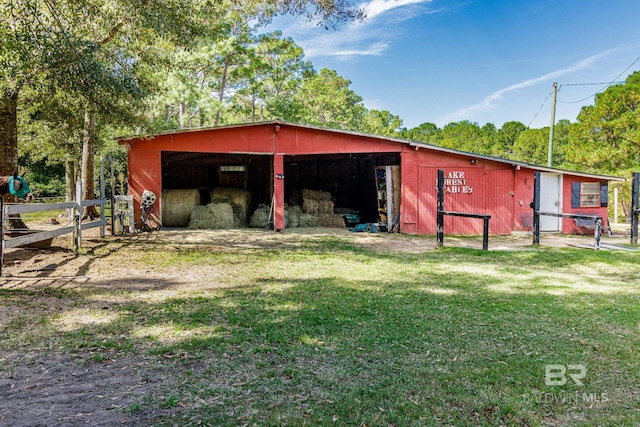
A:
[273, 154, 285, 231]
[631, 172, 639, 245]
[532, 172, 541, 245]
[436, 169, 444, 247]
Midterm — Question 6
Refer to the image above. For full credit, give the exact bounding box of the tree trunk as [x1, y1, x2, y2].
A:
[179, 100, 185, 128]
[251, 94, 256, 122]
[0, 89, 27, 229]
[81, 105, 99, 220]
[214, 54, 231, 126]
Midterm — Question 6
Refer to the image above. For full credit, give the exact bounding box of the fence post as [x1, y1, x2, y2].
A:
[631, 172, 639, 245]
[74, 181, 82, 255]
[100, 157, 106, 238]
[437, 169, 444, 248]
[483, 217, 490, 251]
[532, 172, 541, 245]
[110, 158, 116, 236]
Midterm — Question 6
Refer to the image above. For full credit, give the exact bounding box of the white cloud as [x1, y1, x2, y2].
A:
[272, 0, 434, 59]
[440, 48, 618, 123]
[361, 0, 432, 19]
[328, 41, 391, 57]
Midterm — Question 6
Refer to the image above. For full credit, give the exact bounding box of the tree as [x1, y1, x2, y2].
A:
[1, 0, 198, 222]
[360, 110, 403, 137]
[495, 121, 526, 158]
[400, 122, 439, 143]
[566, 71, 640, 174]
[565, 71, 640, 217]
[253, 31, 312, 121]
[430, 121, 494, 155]
[294, 68, 366, 129]
[511, 128, 548, 165]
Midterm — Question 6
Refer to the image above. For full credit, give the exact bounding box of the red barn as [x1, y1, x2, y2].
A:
[119, 120, 622, 235]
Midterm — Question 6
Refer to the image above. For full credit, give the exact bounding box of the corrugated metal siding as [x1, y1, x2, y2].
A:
[417, 166, 437, 234]
[416, 167, 514, 235]
[485, 169, 514, 235]
[445, 167, 487, 234]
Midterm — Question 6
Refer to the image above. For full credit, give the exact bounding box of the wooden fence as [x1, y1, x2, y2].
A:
[0, 181, 106, 276]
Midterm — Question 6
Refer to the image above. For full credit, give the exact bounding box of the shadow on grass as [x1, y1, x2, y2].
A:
[136, 274, 639, 425]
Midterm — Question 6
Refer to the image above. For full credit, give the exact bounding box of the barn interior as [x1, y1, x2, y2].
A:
[161, 151, 400, 224]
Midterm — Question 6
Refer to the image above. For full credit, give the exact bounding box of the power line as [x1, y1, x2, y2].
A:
[560, 81, 625, 87]
[526, 90, 553, 128]
[558, 55, 640, 104]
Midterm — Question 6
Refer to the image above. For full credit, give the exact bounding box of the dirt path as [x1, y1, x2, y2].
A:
[0, 352, 174, 426]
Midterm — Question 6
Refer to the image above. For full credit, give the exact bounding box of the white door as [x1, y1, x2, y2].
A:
[540, 173, 562, 231]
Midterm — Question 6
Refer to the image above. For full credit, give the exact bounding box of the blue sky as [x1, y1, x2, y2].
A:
[269, 0, 640, 129]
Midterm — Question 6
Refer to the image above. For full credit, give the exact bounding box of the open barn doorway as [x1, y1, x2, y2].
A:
[284, 153, 400, 224]
[161, 152, 273, 206]
[160, 152, 273, 227]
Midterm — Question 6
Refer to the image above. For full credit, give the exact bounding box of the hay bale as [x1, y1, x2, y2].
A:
[162, 189, 201, 227]
[250, 205, 271, 228]
[188, 206, 213, 229]
[318, 200, 334, 215]
[299, 214, 318, 227]
[317, 214, 347, 228]
[210, 187, 251, 226]
[302, 189, 332, 201]
[208, 203, 234, 229]
[289, 205, 303, 216]
[188, 203, 234, 229]
[302, 189, 333, 217]
[302, 199, 319, 215]
[283, 205, 301, 228]
[286, 210, 300, 228]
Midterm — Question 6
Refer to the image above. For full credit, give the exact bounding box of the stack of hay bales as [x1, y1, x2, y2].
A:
[188, 203, 234, 229]
[162, 189, 201, 227]
[301, 189, 344, 228]
[210, 187, 251, 227]
[183, 187, 250, 230]
[248, 189, 345, 229]
[298, 212, 318, 227]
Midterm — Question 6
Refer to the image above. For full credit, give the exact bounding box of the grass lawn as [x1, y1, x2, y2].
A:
[1, 232, 639, 426]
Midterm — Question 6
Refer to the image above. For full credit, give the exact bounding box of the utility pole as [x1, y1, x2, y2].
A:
[547, 82, 558, 167]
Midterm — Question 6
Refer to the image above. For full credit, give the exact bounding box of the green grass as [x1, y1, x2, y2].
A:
[1, 235, 639, 426]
